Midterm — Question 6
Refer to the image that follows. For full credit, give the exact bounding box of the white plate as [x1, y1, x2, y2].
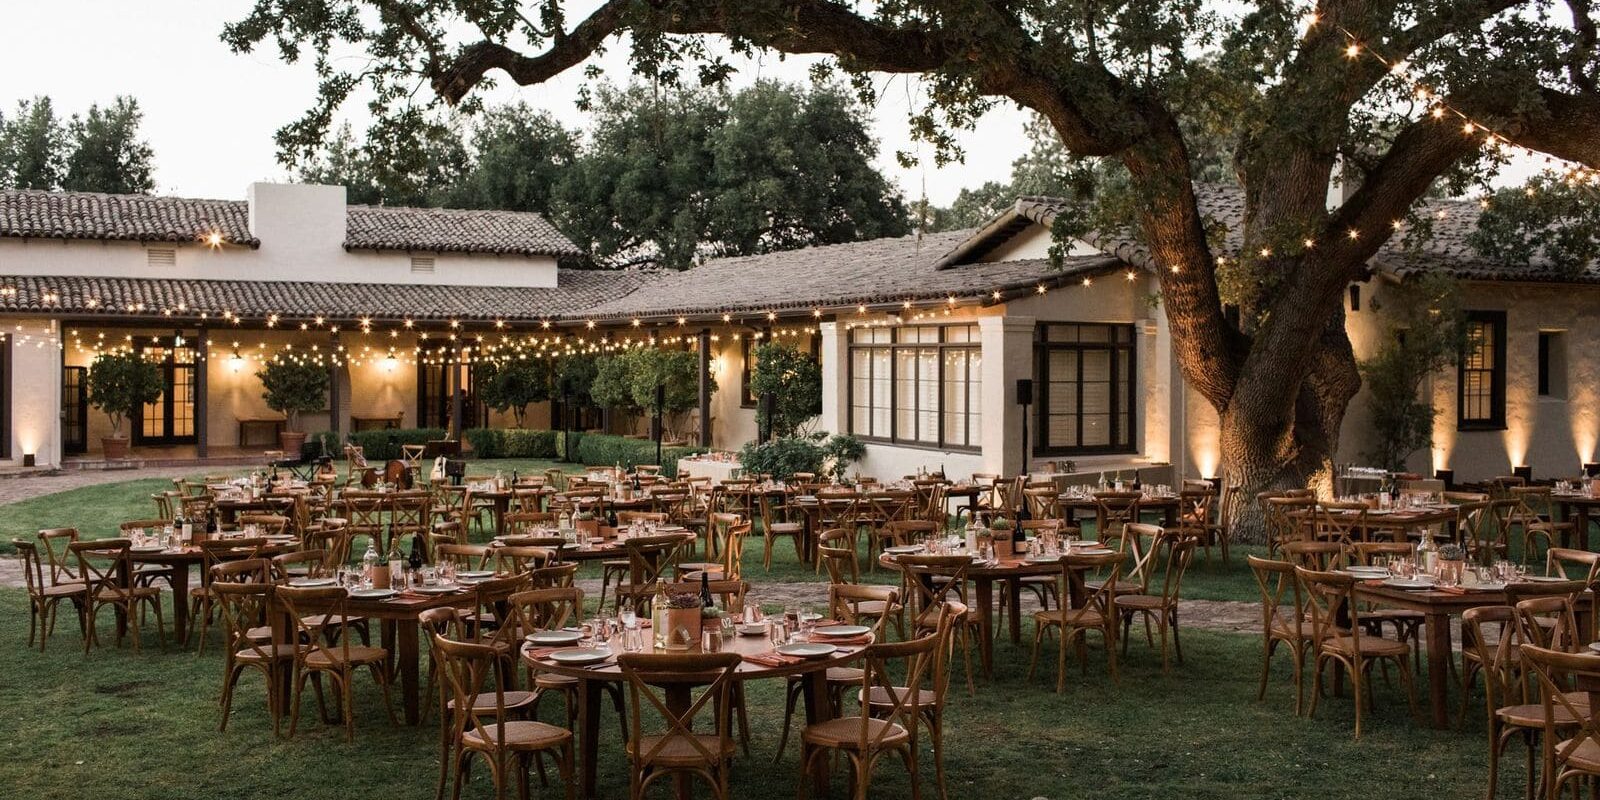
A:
[737, 623, 769, 636]
[526, 630, 584, 646]
[1472, 581, 1508, 591]
[1074, 547, 1115, 556]
[813, 625, 872, 638]
[1344, 568, 1388, 577]
[288, 577, 337, 587]
[129, 545, 165, 553]
[1588, 642, 1600, 654]
[350, 588, 398, 599]
[1381, 578, 1436, 590]
[884, 545, 923, 555]
[412, 584, 462, 595]
[1524, 575, 1569, 583]
[1025, 555, 1062, 564]
[548, 647, 612, 666]
[776, 642, 838, 659]
[459, 570, 494, 579]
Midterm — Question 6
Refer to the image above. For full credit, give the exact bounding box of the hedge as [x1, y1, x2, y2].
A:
[571, 433, 707, 478]
[463, 428, 559, 459]
[344, 428, 447, 461]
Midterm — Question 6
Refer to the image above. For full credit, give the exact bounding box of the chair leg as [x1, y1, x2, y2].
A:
[775, 680, 801, 762]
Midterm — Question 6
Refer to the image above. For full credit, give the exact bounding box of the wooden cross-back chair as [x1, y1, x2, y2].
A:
[275, 585, 397, 740]
[432, 632, 575, 800]
[492, 545, 552, 577]
[13, 537, 85, 653]
[897, 553, 980, 696]
[37, 527, 85, 588]
[1117, 533, 1197, 673]
[1030, 550, 1122, 692]
[1091, 491, 1143, 555]
[1023, 485, 1063, 521]
[817, 528, 860, 585]
[1264, 495, 1317, 554]
[618, 534, 684, 615]
[1248, 556, 1308, 715]
[618, 652, 743, 800]
[1315, 501, 1371, 545]
[1517, 644, 1600, 800]
[213, 580, 290, 736]
[1298, 567, 1420, 739]
[388, 489, 432, 556]
[797, 631, 941, 800]
[71, 538, 165, 654]
[340, 490, 389, 555]
[189, 538, 268, 652]
[756, 491, 804, 571]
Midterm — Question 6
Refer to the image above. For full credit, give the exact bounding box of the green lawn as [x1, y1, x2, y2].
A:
[0, 468, 1528, 797]
[0, 583, 1498, 800]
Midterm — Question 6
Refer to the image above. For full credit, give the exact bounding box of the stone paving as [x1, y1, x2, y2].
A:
[0, 465, 217, 505]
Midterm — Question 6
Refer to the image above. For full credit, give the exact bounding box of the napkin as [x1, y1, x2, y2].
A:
[526, 646, 572, 660]
[742, 651, 804, 667]
[1434, 585, 1468, 595]
[1362, 579, 1388, 587]
[813, 634, 872, 646]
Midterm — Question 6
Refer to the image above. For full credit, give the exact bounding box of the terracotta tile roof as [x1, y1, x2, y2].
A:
[0, 189, 258, 246]
[344, 204, 581, 258]
[580, 230, 1123, 319]
[0, 270, 651, 321]
[0, 189, 582, 258]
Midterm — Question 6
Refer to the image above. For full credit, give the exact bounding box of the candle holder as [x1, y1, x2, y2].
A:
[1513, 465, 1534, 482]
[1433, 469, 1454, 491]
[1584, 463, 1600, 478]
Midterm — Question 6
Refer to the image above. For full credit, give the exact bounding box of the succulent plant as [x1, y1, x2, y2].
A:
[702, 606, 724, 618]
[665, 593, 702, 609]
[990, 517, 1014, 530]
[1439, 543, 1466, 561]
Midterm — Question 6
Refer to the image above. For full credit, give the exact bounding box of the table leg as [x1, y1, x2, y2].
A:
[1006, 576, 1023, 645]
[974, 576, 994, 677]
[398, 620, 421, 725]
[1425, 611, 1452, 729]
[494, 498, 512, 537]
[802, 670, 833, 795]
[169, 563, 191, 643]
[667, 685, 693, 800]
[576, 678, 602, 799]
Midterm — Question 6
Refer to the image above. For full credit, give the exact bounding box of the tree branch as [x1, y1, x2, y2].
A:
[1478, 87, 1600, 169]
[432, 0, 633, 104]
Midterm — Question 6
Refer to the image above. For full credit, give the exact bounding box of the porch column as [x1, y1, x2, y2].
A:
[818, 322, 847, 433]
[449, 345, 463, 438]
[978, 315, 1036, 476]
[193, 326, 208, 459]
[327, 332, 342, 444]
[698, 329, 712, 448]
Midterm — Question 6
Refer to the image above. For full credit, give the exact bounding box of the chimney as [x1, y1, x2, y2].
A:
[246, 182, 347, 255]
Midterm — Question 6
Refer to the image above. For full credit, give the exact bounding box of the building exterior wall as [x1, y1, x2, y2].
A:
[5, 318, 63, 467]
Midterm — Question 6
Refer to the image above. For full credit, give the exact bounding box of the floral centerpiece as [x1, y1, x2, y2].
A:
[989, 517, 1015, 556]
[1438, 543, 1467, 584]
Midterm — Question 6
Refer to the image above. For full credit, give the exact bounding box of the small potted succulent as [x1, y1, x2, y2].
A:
[662, 594, 703, 650]
[989, 517, 1016, 556]
[1438, 543, 1467, 585]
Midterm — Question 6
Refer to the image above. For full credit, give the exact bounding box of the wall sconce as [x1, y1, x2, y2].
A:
[23, 453, 36, 468]
[381, 356, 398, 372]
[228, 351, 244, 372]
[1513, 465, 1534, 482]
[1433, 468, 1454, 490]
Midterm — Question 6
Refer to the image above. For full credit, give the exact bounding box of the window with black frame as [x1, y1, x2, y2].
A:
[1458, 311, 1507, 430]
[742, 331, 820, 408]
[1035, 323, 1136, 455]
[847, 324, 981, 450]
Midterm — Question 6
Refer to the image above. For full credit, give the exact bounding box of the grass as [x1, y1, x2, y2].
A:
[0, 584, 1499, 800]
[0, 469, 1529, 796]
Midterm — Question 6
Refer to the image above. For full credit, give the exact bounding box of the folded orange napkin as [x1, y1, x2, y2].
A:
[526, 647, 567, 660]
[809, 619, 843, 628]
[1434, 585, 1467, 595]
[1362, 579, 1387, 587]
[814, 635, 872, 646]
[742, 651, 804, 667]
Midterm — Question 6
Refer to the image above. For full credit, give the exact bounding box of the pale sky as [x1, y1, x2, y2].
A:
[0, 0, 1029, 206]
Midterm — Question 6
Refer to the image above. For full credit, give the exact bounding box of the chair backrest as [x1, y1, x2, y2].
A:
[828, 583, 900, 636]
[868, 490, 917, 523]
[435, 543, 489, 571]
[509, 586, 584, 631]
[1022, 486, 1062, 520]
[1297, 568, 1370, 650]
[717, 523, 750, 580]
[618, 652, 743, 768]
[271, 549, 328, 581]
[887, 519, 939, 545]
[1092, 491, 1142, 549]
[13, 538, 48, 596]
[618, 511, 669, 526]
[493, 545, 552, 575]
[897, 554, 972, 624]
[818, 528, 859, 584]
[1514, 593, 1585, 651]
[199, 537, 267, 576]
[1316, 501, 1370, 544]
[1462, 605, 1524, 709]
[1248, 555, 1303, 643]
[528, 561, 580, 589]
[470, 573, 531, 646]
[70, 538, 133, 592]
[855, 632, 942, 749]
[1122, 523, 1166, 590]
[660, 580, 749, 614]
[213, 581, 278, 662]
[432, 633, 523, 749]
[1547, 548, 1600, 585]
[389, 490, 432, 530]
[1519, 644, 1600, 763]
[303, 524, 353, 567]
[1456, 500, 1496, 559]
[1265, 496, 1316, 544]
[1348, 541, 1413, 567]
[1061, 551, 1122, 618]
[1280, 540, 1346, 571]
[1511, 486, 1555, 519]
[1178, 489, 1213, 530]
[237, 513, 291, 537]
[623, 534, 683, 611]
[1141, 533, 1197, 602]
[275, 585, 357, 664]
[37, 527, 81, 585]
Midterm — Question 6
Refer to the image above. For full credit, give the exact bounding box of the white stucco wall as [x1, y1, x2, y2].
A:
[5, 318, 63, 467]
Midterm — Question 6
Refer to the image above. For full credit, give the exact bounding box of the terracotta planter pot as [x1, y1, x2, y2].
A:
[992, 530, 1015, 557]
[278, 430, 308, 456]
[662, 607, 702, 650]
[576, 518, 600, 538]
[101, 436, 130, 460]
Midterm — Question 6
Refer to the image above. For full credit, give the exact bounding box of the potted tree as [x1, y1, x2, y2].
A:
[256, 358, 330, 456]
[87, 351, 163, 460]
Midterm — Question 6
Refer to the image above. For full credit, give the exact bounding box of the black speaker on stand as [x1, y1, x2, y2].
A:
[1016, 378, 1034, 477]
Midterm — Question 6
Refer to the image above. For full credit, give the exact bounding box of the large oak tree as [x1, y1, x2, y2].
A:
[225, 0, 1600, 532]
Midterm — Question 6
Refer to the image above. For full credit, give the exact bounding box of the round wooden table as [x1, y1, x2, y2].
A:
[523, 629, 867, 799]
[1556, 492, 1600, 547]
[128, 536, 298, 641]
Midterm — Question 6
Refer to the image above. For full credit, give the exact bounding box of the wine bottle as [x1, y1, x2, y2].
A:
[408, 534, 425, 570]
[386, 529, 404, 586]
[699, 571, 715, 608]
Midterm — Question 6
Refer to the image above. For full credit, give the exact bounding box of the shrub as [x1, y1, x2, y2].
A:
[822, 433, 867, 482]
[572, 433, 706, 477]
[555, 430, 584, 461]
[749, 341, 822, 438]
[476, 358, 551, 427]
[738, 435, 827, 480]
[345, 427, 447, 461]
[464, 428, 558, 458]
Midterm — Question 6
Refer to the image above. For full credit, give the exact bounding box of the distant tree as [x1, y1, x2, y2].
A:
[443, 103, 578, 212]
[62, 97, 155, 194]
[477, 357, 552, 428]
[0, 96, 66, 190]
[1471, 172, 1600, 275]
[297, 112, 469, 206]
[749, 341, 822, 439]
